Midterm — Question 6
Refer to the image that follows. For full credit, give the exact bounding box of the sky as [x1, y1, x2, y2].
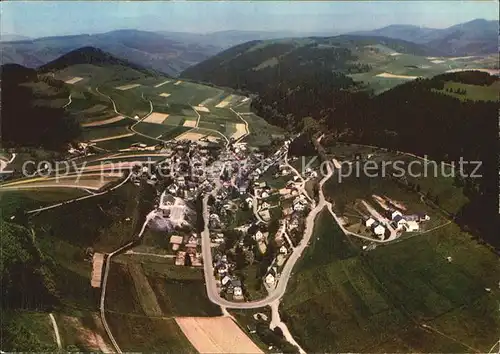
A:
[1, 1, 498, 38]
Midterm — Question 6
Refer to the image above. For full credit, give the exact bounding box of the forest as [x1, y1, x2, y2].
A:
[1, 63, 81, 150]
[187, 52, 499, 247]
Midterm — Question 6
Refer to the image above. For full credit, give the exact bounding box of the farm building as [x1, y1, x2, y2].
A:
[391, 210, 403, 220]
[373, 224, 386, 236]
[265, 273, 276, 285]
[404, 220, 420, 232]
[392, 215, 408, 230]
[170, 235, 183, 245]
[91, 253, 104, 288]
[365, 217, 376, 228]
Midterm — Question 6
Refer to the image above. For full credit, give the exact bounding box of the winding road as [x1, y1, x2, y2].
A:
[100, 210, 157, 354]
[200, 148, 334, 310]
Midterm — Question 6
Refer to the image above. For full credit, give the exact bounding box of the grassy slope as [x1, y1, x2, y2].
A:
[281, 210, 499, 352]
[434, 81, 500, 102]
[107, 255, 221, 317]
[104, 255, 220, 352]
[1, 311, 59, 352]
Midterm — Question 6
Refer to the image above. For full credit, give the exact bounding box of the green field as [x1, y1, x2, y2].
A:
[132, 122, 191, 140]
[54, 63, 286, 149]
[0, 188, 89, 218]
[107, 256, 221, 317]
[97, 86, 150, 118]
[1, 311, 59, 352]
[106, 313, 195, 353]
[24, 183, 156, 311]
[324, 143, 471, 216]
[95, 134, 160, 150]
[80, 125, 131, 141]
[142, 80, 225, 107]
[281, 210, 499, 352]
[239, 113, 286, 146]
[56, 311, 113, 352]
[434, 81, 500, 102]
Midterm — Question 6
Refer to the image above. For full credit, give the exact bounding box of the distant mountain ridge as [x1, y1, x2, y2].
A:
[38, 46, 157, 75]
[0, 29, 222, 76]
[350, 19, 498, 55]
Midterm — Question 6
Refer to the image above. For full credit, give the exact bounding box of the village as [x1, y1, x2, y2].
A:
[115, 133, 322, 302]
[115, 134, 437, 304]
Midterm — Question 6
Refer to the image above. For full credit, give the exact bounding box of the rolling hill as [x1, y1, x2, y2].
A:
[0, 29, 222, 76]
[181, 33, 497, 95]
[183, 37, 499, 248]
[351, 19, 498, 56]
[1, 63, 80, 150]
[38, 46, 157, 76]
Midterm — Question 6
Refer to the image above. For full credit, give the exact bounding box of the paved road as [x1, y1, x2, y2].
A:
[48, 313, 62, 349]
[200, 149, 334, 309]
[99, 210, 156, 354]
[25, 173, 132, 215]
[62, 94, 72, 108]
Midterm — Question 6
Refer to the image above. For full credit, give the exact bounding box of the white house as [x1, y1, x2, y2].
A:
[254, 230, 264, 241]
[265, 273, 275, 285]
[234, 286, 243, 297]
[405, 220, 420, 232]
[221, 275, 231, 286]
[391, 210, 403, 220]
[261, 191, 270, 199]
[373, 224, 385, 236]
[293, 203, 305, 212]
[393, 215, 407, 230]
[279, 245, 288, 255]
[365, 217, 376, 228]
[245, 197, 253, 208]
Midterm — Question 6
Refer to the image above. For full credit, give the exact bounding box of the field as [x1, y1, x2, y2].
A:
[349, 48, 499, 94]
[56, 312, 113, 352]
[46, 64, 287, 147]
[132, 122, 191, 140]
[18, 182, 156, 312]
[324, 143, 471, 216]
[106, 313, 196, 353]
[433, 81, 500, 102]
[107, 255, 222, 317]
[1, 311, 59, 352]
[280, 207, 499, 352]
[0, 188, 89, 217]
[176, 317, 264, 354]
[233, 109, 285, 146]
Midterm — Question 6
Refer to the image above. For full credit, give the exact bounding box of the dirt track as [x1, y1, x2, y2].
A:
[82, 116, 126, 127]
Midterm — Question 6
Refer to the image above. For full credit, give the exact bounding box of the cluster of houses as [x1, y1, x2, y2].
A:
[213, 254, 244, 300]
[365, 209, 430, 240]
[170, 234, 203, 267]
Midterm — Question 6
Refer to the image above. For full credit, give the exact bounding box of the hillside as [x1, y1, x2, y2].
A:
[184, 40, 499, 247]
[38, 46, 156, 76]
[255, 71, 499, 247]
[351, 19, 498, 56]
[0, 30, 221, 76]
[182, 35, 445, 93]
[1, 63, 80, 150]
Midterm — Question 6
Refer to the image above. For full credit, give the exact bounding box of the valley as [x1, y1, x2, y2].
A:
[1, 6, 499, 354]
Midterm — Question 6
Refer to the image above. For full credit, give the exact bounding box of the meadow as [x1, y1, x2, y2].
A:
[107, 255, 222, 317]
[281, 209, 499, 353]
